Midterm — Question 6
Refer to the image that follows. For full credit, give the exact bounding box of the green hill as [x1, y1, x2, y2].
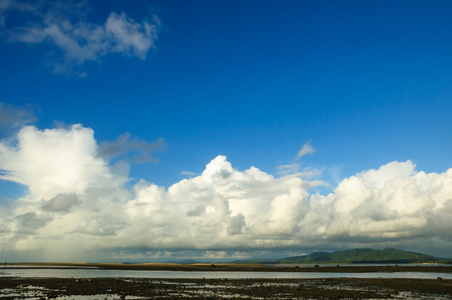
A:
[232, 248, 449, 264]
[273, 248, 444, 264]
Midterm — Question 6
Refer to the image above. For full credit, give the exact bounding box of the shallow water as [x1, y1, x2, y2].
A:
[1, 267, 452, 279]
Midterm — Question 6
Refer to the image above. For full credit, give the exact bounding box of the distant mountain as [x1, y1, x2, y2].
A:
[235, 248, 450, 264]
[163, 259, 198, 264]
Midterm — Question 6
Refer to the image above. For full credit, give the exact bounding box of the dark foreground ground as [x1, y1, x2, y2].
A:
[1, 276, 451, 299]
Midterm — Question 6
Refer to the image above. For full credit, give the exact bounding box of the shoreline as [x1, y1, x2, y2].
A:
[3, 262, 452, 273]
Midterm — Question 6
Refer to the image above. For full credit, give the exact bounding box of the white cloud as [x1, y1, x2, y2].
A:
[295, 140, 316, 160]
[2, 0, 159, 74]
[359, 160, 416, 189]
[105, 12, 159, 59]
[1, 124, 452, 260]
[278, 140, 320, 180]
[0, 125, 123, 200]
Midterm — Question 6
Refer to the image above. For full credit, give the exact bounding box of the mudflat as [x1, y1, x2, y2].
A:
[1, 276, 451, 299]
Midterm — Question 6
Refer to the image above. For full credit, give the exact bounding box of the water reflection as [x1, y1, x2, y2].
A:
[1, 268, 451, 279]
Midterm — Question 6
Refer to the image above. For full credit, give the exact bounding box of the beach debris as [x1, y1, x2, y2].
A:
[294, 283, 304, 291]
[75, 278, 92, 283]
[387, 289, 399, 296]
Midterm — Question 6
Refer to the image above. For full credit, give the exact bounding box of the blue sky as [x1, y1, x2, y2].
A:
[1, 0, 452, 262]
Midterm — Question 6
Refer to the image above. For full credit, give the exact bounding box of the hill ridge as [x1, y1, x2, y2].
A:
[234, 248, 450, 264]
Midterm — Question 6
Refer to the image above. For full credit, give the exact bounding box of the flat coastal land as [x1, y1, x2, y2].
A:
[1, 263, 452, 299]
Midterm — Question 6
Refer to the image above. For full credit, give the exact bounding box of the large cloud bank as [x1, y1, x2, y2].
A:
[1, 125, 452, 261]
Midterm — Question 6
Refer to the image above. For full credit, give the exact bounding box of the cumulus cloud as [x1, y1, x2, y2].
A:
[1, 0, 159, 74]
[74, 217, 126, 236]
[0, 125, 123, 199]
[1, 124, 452, 261]
[42, 193, 79, 212]
[15, 212, 53, 235]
